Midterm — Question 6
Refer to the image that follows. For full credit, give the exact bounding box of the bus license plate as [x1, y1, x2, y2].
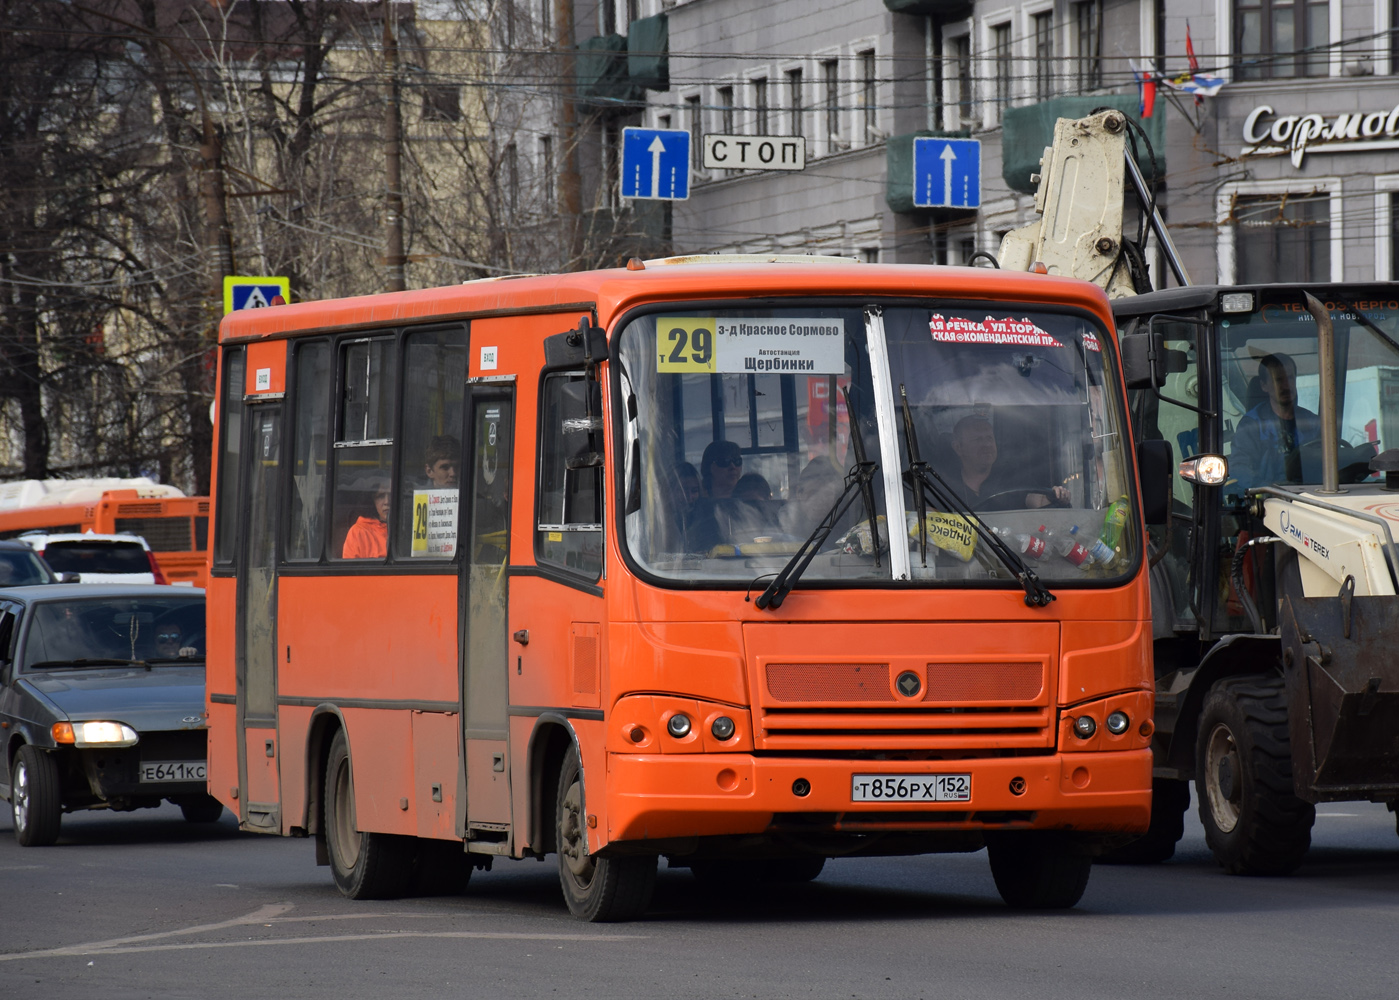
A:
[139, 761, 206, 783]
[851, 774, 971, 803]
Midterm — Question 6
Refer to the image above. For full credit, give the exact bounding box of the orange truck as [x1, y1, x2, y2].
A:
[205, 256, 1164, 920]
[0, 480, 209, 587]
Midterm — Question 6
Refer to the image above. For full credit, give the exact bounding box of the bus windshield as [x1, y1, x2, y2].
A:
[618, 303, 1137, 587]
[1219, 292, 1399, 498]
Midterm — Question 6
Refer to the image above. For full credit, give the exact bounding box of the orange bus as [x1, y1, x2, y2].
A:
[205, 257, 1162, 920]
[0, 482, 210, 588]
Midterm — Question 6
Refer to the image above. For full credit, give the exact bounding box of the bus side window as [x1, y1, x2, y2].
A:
[331, 337, 396, 561]
[537, 372, 603, 580]
[288, 340, 332, 562]
[214, 348, 246, 566]
[395, 326, 467, 560]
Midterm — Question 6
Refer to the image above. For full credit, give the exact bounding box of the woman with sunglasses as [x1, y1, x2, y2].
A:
[700, 440, 743, 499]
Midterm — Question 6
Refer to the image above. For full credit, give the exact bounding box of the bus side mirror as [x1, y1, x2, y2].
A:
[1137, 439, 1172, 526]
[559, 379, 603, 469]
[1121, 331, 1187, 390]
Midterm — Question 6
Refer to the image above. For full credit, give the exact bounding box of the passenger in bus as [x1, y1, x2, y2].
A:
[734, 473, 772, 501]
[700, 440, 744, 499]
[1230, 353, 1319, 490]
[342, 480, 390, 559]
[948, 415, 1067, 509]
[423, 435, 461, 487]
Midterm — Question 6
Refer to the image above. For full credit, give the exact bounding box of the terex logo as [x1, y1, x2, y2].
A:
[1278, 509, 1329, 559]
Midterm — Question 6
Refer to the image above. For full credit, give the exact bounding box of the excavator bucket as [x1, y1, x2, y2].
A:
[1280, 589, 1399, 801]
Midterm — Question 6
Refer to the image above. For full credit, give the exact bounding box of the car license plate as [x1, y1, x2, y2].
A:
[851, 774, 971, 803]
[139, 761, 207, 783]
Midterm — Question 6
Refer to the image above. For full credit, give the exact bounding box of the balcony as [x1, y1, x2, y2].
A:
[883, 0, 974, 15]
[577, 34, 641, 110]
[627, 13, 668, 91]
[1001, 94, 1165, 195]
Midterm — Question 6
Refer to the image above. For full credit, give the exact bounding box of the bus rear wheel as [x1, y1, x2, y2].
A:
[986, 832, 1092, 909]
[555, 746, 655, 922]
[325, 729, 413, 899]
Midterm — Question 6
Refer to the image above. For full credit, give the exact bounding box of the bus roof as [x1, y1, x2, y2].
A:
[218, 259, 1115, 344]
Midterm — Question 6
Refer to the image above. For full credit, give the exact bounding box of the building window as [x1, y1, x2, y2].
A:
[539, 135, 554, 214]
[422, 85, 462, 122]
[504, 143, 519, 216]
[860, 246, 880, 263]
[753, 77, 769, 134]
[859, 50, 876, 143]
[1033, 12, 1054, 97]
[953, 35, 973, 127]
[627, 0, 641, 23]
[1075, 0, 1103, 91]
[685, 95, 703, 171]
[786, 67, 803, 137]
[1233, 192, 1331, 283]
[1391, 192, 1399, 279]
[601, 0, 616, 35]
[540, 0, 551, 39]
[717, 86, 734, 136]
[1234, 0, 1330, 78]
[991, 23, 1012, 119]
[822, 59, 840, 148]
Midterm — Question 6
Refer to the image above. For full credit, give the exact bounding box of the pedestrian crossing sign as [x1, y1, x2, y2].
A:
[224, 276, 291, 314]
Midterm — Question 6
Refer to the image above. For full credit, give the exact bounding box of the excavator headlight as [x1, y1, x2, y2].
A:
[1179, 455, 1228, 486]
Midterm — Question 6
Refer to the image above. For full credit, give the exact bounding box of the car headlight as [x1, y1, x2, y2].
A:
[52, 721, 139, 748]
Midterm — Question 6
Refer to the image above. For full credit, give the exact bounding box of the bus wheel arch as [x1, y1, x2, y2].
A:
[526, 716, 578, 856]
[305, 706, 348, 866]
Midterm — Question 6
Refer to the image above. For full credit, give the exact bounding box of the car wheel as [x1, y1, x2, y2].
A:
[1195, 675, 1314, 875]
[556, 746, 655, 922]
[12, 745, 62, 847]
[324, 729, 413, 899]
[1097, 778, 1191, 864]
[177, 794, 224, 824]
[986, 832, 1093, 909]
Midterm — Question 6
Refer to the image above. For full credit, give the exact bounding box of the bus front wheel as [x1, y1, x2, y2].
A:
[986, 832, 1092, 908]
[325, 729, 414, 899]
[555, 746, 655, 922]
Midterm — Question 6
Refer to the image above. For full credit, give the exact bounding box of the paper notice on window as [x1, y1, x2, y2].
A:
[657, 317, 845, 374]
[929, 314, 1064, 348]
[411, 488, 459, 557]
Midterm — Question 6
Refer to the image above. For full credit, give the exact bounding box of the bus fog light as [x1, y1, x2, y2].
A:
[666, 714, 692, 738]
[1106, 711, 1130, 735]
[1073, 715, 1097, 739]
[710, 716, 736, 741]
[791, 778, 811, 797]
[628, 726, 646, 743]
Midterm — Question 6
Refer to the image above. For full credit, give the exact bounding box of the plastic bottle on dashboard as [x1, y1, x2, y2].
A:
[1004, 525, 1048, 560]
[1045, 525, 1094, 569]
[1092, 498, 1131, 565]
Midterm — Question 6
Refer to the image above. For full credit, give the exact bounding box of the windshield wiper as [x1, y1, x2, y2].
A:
[898, 384, 1055, 608]
[756, 387, 881, 610]
[145, 656, 204, 664]
[28, 658, 150, 670]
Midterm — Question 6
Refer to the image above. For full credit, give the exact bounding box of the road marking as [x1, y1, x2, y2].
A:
[4, 930, 642, 961]
[1316, 812, 1359, 817]
[0, 903, 293, 962]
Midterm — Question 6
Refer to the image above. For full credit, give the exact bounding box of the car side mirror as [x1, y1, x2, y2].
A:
[1121, 331, 1188, 390]
[1137, 439, 1173, 526]
[60, 573, 81, 583]
[559, 379, 603, 469]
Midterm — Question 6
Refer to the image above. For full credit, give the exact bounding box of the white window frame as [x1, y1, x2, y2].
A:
[745, 68, 773, 136]
[1215, 177, 1344, 284]
[942, 19, 973, 133]
[983, 14, 1015, 127]
[1377, 0, 1393, 76]
[682, 91, 706, 181]
[814, 47, 845, 157]
[1023, 0, 1056, 99]
[780, 60, 808, 140]
[849, 37, 880, 147]
[1376, 174, 1399, 281]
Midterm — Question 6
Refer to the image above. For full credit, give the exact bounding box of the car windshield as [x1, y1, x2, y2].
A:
[617, 302, 1136, 587]
[0, 549, 54, 586]
[1219, 291, 1399, 499]
[40, 541, 149, 575]
[23, 597, 204, 668]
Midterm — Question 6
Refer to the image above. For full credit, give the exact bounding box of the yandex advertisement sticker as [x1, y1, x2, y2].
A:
[657, 317, 846, 374]
[929, 314, 1063, 348]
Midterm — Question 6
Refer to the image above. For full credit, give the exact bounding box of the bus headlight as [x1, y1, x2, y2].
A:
[710, 716, 736, 741]
[1072, 715, 1097, 739]
[1106, 711, 1131, 735]
[666, 714, 692, 738]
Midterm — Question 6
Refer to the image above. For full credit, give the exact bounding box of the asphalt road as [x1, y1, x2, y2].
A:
[1, 796, 1396, 1000]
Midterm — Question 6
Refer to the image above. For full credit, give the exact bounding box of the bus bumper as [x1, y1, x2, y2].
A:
[602, 749, 1152, 845]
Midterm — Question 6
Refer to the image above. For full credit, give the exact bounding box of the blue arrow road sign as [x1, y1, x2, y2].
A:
[621, 127, 690, 201]
[912, 137, 981, 209]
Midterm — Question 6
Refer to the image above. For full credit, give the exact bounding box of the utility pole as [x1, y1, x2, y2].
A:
[200, 115, 234, 300]
[555, 0, 582, 267]
[383, 0, 406, 292]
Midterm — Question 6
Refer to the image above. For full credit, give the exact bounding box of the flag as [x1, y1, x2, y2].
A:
[1163, 73, 1225, 97]
[1185, 22, 1202, 106]
[1129, 59, 1157, 118]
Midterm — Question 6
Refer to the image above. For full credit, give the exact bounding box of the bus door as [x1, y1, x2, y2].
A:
[460, 382, 515, 848]
[236, 402, 283, 831]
